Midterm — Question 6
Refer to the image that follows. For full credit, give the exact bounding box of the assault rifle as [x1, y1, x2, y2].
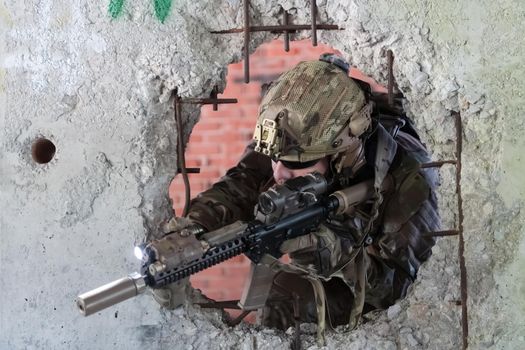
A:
[76, 173, 384, 316]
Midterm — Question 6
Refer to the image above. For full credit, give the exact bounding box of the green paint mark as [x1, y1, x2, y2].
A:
[154, 0, 172, 23]
[108, 0, 125, 19]
[0, 1, 14, 27]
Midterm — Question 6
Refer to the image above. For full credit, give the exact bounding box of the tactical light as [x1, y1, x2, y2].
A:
[134, 246, 144, 260]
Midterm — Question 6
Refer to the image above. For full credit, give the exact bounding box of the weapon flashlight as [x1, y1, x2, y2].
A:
[134, 246, 144, 260]
[134, 243, 149, 261]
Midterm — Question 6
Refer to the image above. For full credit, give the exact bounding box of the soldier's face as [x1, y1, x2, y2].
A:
[272, 158, 329, 185]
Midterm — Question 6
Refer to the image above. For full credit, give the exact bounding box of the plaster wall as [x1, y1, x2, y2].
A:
[0, 1, 523, 349]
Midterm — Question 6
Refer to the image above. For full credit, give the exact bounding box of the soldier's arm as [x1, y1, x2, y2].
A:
[186, 143, 274, 232]
[367, 131, 441, 308]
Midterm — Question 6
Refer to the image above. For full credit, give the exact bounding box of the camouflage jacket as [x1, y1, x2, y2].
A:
[186, 128, 440, 319]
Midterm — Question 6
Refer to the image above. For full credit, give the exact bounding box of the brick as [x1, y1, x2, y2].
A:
[202, 108, 243, 119]
[206, 278, 246, 292]
[197, 289, 226, 301]
[192, 265, 224, 278]
[191, 279, 209, 289]
[227, 255, 249, 264]
[192, 122, 224, 132]
[188, 132, 203, 141]
[187, 144, 221, 154]
[221, 264, 250, 276]
[225, 310, 254, 323]
[350, 68, 387, 92]
[203, 133, 235, 143]
[184, 158, 202, 167]
[239, 105, 260, 118]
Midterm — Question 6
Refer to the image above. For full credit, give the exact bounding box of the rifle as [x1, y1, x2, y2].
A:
[76, 173, 385, 316]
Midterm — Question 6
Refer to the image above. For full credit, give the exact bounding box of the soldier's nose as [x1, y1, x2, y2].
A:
[273, 161, 292, 185]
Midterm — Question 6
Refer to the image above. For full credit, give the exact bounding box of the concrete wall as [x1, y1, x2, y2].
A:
[1, 1, 523, 349]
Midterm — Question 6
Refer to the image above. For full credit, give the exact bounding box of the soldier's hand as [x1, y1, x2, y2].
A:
[161, 216, 195, 235]
[150, 278, 189, 309]
[279, 228, 343, 276]
[151, 216, 195, 309]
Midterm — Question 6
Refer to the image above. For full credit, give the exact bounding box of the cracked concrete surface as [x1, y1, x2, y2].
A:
[1, 0, 524, 349]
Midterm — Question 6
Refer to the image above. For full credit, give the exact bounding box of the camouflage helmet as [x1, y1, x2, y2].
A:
[253, 59, 372, 164]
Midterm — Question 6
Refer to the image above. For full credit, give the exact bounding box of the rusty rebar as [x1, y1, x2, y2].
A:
[176, 167, 200, 174]
[197, 300, 251, 326]
[420, 160, 457, 168]
[197, 300, 242, 310]
[283, 10, 290, 52]
[226, 310, 252, 327]
[421, 230, 459, 238]
[174, 93, 191, 217]
[211, 86, 218, 111]
[310, 0, 317, 46]
[181, 98, 238, 105]
[210, 24, 340, 34]
[243, 0, 250, 83]
[179, 85, 238, 109]
[454, 111, 468, 350]
[387, 50, 394, 107]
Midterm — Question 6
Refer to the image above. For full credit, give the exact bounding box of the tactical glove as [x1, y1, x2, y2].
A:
[161, 216, 196, 235]
[280, 226, 342, 277]
[150, 278, 189, 309]
[150, 216, 195, 309]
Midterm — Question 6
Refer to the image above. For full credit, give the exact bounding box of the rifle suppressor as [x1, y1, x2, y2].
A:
[76, 272, 146, 316]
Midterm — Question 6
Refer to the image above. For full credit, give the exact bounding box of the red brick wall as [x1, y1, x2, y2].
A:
[169, 39, 384, 304]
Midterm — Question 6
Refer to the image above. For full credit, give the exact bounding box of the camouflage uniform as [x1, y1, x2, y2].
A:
[185, 60, 440, 331]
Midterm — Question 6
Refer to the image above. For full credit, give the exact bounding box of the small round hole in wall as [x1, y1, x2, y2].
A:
[31, 138, 56, 164]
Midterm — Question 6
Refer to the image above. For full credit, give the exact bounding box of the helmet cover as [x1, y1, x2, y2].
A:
[253, 60, 371, 163]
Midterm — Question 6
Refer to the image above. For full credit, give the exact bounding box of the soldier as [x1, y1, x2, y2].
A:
[155, 56, 441, 333]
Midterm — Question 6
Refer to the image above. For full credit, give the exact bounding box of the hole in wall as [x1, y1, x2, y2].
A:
[169, 39, 389, 322]
[169, 39, 438, 326]
[31, 137, 56, 164]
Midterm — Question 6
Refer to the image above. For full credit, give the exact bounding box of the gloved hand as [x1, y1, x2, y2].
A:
[150, 216, 195, 309]
[279, 226, 343, 276]
[161, 216, 196, 235]
[150, 278, 190, 309]
[279, 232, 318, 255]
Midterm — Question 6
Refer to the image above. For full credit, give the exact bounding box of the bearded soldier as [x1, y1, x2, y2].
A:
[154, 55, 441, 334]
